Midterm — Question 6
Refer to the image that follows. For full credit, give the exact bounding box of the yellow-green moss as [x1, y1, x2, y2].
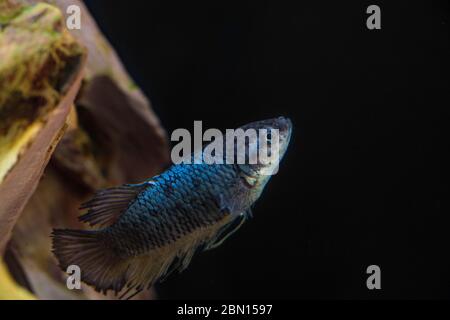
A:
[0, 2, 85, 183]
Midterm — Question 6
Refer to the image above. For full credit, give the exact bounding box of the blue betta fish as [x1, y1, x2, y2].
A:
[52, 117, 292, 298]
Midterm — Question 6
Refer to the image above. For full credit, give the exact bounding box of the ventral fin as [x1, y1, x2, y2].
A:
[205, 214, 247, 250]
[79, 181, 152, 227]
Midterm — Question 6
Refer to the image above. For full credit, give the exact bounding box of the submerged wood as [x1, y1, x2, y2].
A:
[1, 0, 170, 300]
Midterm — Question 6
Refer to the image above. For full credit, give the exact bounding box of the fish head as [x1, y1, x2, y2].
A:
[236, 116, 292, 182]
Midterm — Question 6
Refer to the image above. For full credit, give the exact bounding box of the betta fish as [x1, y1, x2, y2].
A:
[52, 116, 292, 298]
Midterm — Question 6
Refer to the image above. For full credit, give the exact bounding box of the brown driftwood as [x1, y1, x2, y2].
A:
[1, 0, 170, 300]
[0, 0, 87, 256]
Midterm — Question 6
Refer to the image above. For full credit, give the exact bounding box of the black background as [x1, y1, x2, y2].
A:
[83, 0, 449, 299]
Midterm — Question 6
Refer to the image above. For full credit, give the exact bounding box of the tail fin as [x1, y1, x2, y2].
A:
[51, 229, 130, 295]
[52, 225, 226, 298]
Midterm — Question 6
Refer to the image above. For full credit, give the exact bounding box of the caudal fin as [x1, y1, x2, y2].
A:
[51, 229, 130, 295]
[51, 228, 177, 299]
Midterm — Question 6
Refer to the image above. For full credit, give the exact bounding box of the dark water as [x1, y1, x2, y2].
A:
[84, 0, 450, 299]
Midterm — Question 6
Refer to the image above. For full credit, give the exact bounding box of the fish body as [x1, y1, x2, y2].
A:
[52, 117, 292, 297]
[105, 163, 250, 255]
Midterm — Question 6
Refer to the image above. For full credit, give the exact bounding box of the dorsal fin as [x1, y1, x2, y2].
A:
[79, 182, 151, 227]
